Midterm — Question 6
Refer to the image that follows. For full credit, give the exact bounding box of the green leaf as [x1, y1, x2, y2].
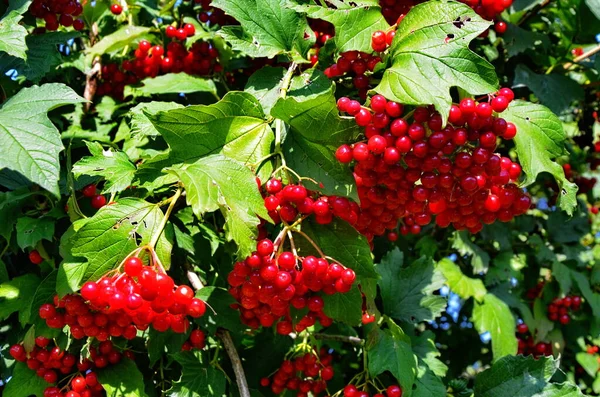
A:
[15, 216, 54, 250]
[56, 261, 87, 298]
[533, 298, 554, 342]
[367, 319, 417, 395]
[532, 383, 588, 397]
[87, 26, 151, 58]
[288, 1, 390, 53]
[410, 330, 448, 377]
[0, 259, 8, 283]
[0, 189, 32, 240]
[147, 91, 274, 173]
[412, 364, 447, 397]
[504, 102, 577, 214]
[171, 351, 226, 397]
[452, 231, 490, 274]
[585, 0, 600, 20]
[373, 1, 497, 124]
[70, 198, 173, 281]
[0, 84, 84, 196]
[2, 362, 48, 397]
[124, 73, 217, 98]
[23, 271, 59, 335]
[502, 24, 549, 58]
[300, 218, 379, 292]
[576, 352, 600, 377]
[73, 141, 136, 194]
[474, 355, 559, 397]
[322, 284, 363, 325]
[147, 328, 189, 366]
[97, 359, 148, 397]
[194, 287, 243, 335]
[472, 293, 517, 361]
[245, 66, 286, 115]
[552, 261, 572, 294]
[437, 258, 486, 302]
[377, 249, 446, 323]
[273, 68, 361, 200]
[129, 102, 184, 137]
[0, 9, 28, 60]
[546, 201, 589, 244]
[513, 65, 584, 116]
[572, 270, 600, 318]
[213, 0, 312, 58]
[0, 32, 81, 82]
[168, 155, 270, 258]
[0, 273, 40, 324]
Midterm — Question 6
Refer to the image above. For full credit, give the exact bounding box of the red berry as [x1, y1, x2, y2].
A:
[124, 257, 143, 277]
[91, 195, 107, 209]
[110, 4, 123, 15]
[82, 184, 96, 197]
[29, 250, 43, 264]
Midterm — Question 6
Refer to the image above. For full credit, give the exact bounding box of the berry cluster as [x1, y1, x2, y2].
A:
[82, 184, 107, 210]
[379, 0, 418, 25]
[324, 51, 382, 99]
[28, 0, 84, 31]
[227, 239, 356, 334]
[261, 348, 334, 396]
[10, 339, 77, 384]
[516, 324, 553, 357]
[195, 0, 238, 26]
[343, 384, 403, 397]
[460, 0, 512, 21]
[41, 256, 206, 338]
[334, 89, 531, 239]
[371, 29, 396, 52]
[547, 295, 582, 324]
[97, 38, 221, 100]
[182, 329, 206, 351]
[307, 18, 336, 65]
[262, 180, 359, 226]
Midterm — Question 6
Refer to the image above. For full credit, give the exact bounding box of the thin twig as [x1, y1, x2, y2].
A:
[313, 333, 364, 345]
[185, 263, 204, 290]
[563, 44, 600, 69]
[216, 329, 251, 397]
[148, 187, 182, 249]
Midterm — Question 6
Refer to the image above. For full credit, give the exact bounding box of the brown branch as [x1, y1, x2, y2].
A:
[84, 22, 101, 112]
[563, 44, 600, 69]
[216, 329, 251, 397]
[185, 263, 204, 290]
[313, 333, 364, 345]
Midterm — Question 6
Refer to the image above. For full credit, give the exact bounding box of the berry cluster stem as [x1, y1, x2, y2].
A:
[149, 187, 182, 249]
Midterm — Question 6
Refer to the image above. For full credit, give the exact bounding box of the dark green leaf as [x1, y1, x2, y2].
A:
[2, 362, 48, 397]
[97, 359, 148, 397]
[503, 100, 577, 215]
[0, 273, 40, 324]
[377, 249, 446, 323]
[73, 141, 136, 194]
[322, 284, 363, 325]
[367, 319, 417, 394]
[452, 231, 490, 274]
[129, 102, 184, 137]
[437, 259, 486, 302]
[0, 84, 84, 196]
[502, 24, 549, 58]
[147, 328, 189, 366]
[245, 66, 286, 115]
[124, 73, 217, 98]
[374, 1, 497, 124]
[15, 216, 54, 250]
[171, 351, 226, 397]
[194, 286, 243, 335]
[87, 26, 151, 58]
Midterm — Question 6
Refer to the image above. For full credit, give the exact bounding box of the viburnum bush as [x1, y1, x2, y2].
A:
[2, 0, 600, 396]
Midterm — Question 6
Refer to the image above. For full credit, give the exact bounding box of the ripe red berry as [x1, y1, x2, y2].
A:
[90, 195, 107, 209]
[29, 250, 43, 264]
[124, 257, 143, 277]
[82, 184, 96, 197]
[387, 385, 403, 397]
[110, 4, 123, 15]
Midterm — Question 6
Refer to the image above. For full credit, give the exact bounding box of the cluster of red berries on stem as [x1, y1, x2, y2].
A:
[343, 384, 403, 397]
[82, 184, 107, 210]
[516, 323, 553, 357]
[324, 51, 382, 99]
[460, 0, 513, 21]
[228, 234, 356, 334]
[334, 89, 531, 239]
[261, 348, 334, 396]
[41, 254, 206, 338]
[28, 0, 84, 31]
[195, 0, 238, 26]
[262, 180, 359, 226]
[182, 329, 207, 351]
[371, 29, 396, 52]
[547, 295, 582, 324]
[97, 37, 221, 100]
[379, 0, 418, 25]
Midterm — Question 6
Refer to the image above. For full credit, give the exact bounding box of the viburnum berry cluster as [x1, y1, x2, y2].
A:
[182, 329, 206, 351]
[379, 0, 418, 25]
[41, 255, 206, 338]
[97, 36, 221, 100]
[227, 237, 356, 334]
[324, 51, 382, 99]
[516, 323, 553, 357]
[10, 339, 129, 397]
[261, 348, 334, 396]
[195, 0, 237, 26]
[343, 384, 403, 397]
[28, 0, 84, 31]
[81, 184, 107, 210]
[460, 0, 512, 21]
[334, 89, 531, 240]
[547, 295, 582, 324]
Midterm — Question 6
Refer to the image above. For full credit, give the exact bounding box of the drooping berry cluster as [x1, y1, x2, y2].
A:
[547, 295, 582, 324]
[379, 0, 418, 25]
[324, 51, 382, 99]
[227, 239, 356, 334]
[262, 180, 359, 226]
[182, 329, 207, 351]
[261, 348, 334, 396]
[334, 89, 531, 240]
[97, 38, 221, 100]
[371, 29, 396, 52]
[460, 0, 512, 20]
[307, 18, 336, 65]
[195, 0, 238, 26]
[343, 384, 403, 397]
[516, 323, 553, 357]
[28, 0, 84, 31]
[41, 256, 206, 338]
[10, 339, 77, 384]
[81, 184, 107, 210]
